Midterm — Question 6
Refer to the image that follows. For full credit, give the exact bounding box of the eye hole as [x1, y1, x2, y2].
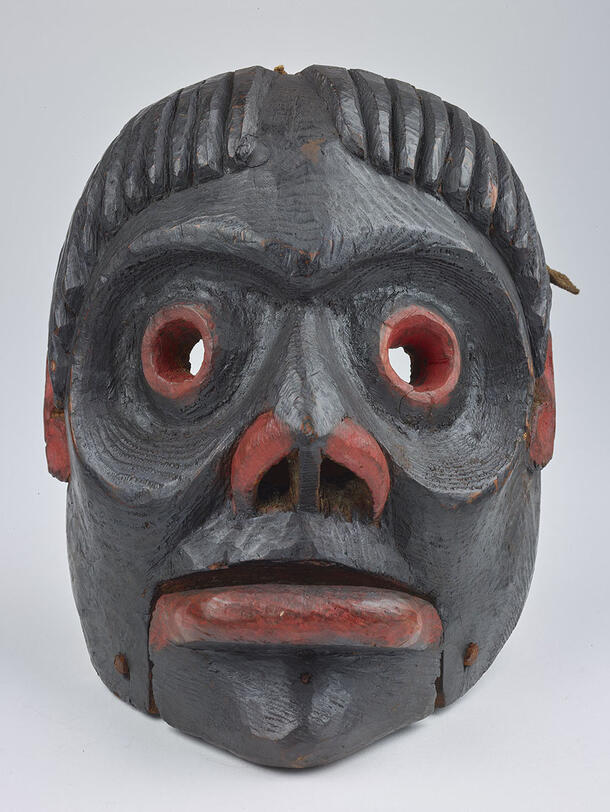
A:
[388, 346, 413, 384]
[379, 305, 460, 405]
[189, 339, 205, 377]
[141, 304, 215, 400]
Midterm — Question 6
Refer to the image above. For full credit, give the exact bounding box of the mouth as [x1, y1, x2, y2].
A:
[149, 561, 442, 652]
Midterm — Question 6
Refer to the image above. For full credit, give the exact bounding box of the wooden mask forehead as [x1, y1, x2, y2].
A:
[47, 65, 551, 411]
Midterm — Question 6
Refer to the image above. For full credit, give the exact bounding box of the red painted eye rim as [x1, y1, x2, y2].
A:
[379, 305, 461, 406]
[141, 304, 215, 400]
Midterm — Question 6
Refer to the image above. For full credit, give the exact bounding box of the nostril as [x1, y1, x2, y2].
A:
[318, 457, 374, 522]
[255, 451, 299, 514]
[230, 412, 295, 513]
[231, 413, 390, 521]
[323, 419, 390, 521]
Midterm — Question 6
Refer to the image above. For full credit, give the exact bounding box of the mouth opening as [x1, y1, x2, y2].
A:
[153, 560, 432, 597]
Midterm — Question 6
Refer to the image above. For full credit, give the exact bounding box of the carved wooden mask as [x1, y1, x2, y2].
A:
[44, 65, 556, 767]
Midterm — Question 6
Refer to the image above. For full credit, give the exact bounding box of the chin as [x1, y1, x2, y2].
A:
[151, 643, 440, 767]
[147, 561, 442, 767]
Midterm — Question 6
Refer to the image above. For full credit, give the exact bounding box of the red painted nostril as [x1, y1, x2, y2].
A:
[231, 412, 295, 509]
[323, 419, 390, 520]
[231, 413, 390, 521]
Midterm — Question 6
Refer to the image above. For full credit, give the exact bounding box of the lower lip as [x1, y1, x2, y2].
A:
[149, 584, 442, 651]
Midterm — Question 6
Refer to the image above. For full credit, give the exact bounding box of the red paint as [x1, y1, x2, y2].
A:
[149, 584, 442, 652]
[324, 419, 390, 520]
[379, 305, 460, 406]
[141, 304, 215, 401]
[231, 411, 295, 504]
[529, 334, 555, 467]
[43, 360, 70, 482]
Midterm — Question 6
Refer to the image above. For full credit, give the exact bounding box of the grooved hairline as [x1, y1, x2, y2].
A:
[301, 66, 549, 377]
[48, 64, 550, 409]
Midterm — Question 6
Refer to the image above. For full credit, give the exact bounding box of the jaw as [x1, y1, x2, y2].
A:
[148, 561, 442, 768]
[65, 457, 540, 764]
[151, 640, 441, 768]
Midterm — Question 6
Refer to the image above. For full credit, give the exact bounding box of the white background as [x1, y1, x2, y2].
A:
[1, 1, 609, 809]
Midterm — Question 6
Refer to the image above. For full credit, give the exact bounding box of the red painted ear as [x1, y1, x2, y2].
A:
[44, 359, 70, 482]
[529, 335, 556, 467]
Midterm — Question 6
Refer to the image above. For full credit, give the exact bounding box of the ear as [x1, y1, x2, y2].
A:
[44, 357, 70, 481]
[529, 334, 556, 467]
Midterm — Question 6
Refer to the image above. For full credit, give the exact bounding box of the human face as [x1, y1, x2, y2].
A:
[64, 141, 538, 767]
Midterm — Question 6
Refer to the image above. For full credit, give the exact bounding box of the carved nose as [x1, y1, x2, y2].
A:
[231, 412, 390, 521]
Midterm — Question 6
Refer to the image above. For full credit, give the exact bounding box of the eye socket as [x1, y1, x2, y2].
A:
[141, 304, 215, 400]
[379, 305, 460, 405]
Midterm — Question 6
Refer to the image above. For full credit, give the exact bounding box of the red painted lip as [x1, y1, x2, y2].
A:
[149, 584, 442, 652]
